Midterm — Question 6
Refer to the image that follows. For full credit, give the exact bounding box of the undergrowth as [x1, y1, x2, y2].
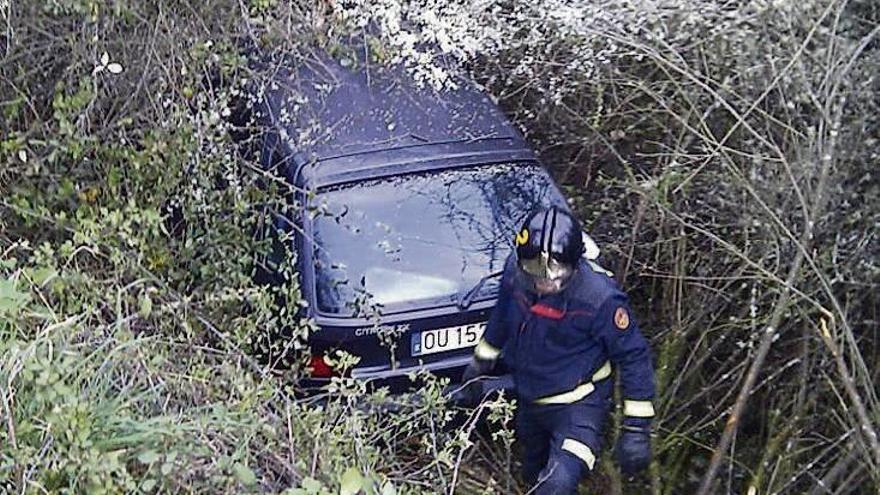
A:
[1, 0, 878, 494]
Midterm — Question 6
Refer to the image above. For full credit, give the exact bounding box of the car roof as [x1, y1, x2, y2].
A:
[259, 50, 535, 188]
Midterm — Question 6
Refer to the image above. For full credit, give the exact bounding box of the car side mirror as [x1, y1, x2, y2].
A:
[582, 232, 600, 261]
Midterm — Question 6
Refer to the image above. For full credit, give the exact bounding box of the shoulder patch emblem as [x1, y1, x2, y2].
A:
[515, 228, 529, 246]
[614, 307, 630, 330]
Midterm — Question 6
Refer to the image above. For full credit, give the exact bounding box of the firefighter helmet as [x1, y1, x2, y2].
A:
[514, 206, 584, 294]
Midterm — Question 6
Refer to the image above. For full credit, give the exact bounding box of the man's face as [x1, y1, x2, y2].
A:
[519, 252, 574, 295]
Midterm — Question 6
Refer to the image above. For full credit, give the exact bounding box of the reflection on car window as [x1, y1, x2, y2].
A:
[312, 163, 566, 315]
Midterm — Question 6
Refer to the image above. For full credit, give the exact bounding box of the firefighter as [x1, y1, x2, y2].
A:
[461, 206, 656, 494]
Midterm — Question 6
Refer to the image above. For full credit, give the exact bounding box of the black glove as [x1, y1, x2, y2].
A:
[615, 417, 652, 474]
[451, 358, 495, 407]
[461, 357, 494, 383]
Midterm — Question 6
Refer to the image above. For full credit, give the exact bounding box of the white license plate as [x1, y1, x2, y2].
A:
[411, 323, 486, 357]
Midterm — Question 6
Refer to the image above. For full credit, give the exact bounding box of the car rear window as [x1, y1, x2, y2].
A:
[311, 162, 566, 316]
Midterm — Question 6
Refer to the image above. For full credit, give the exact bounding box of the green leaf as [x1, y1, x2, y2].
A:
[339, 467, 363, 495]
[232, 463, 257, 486]
[139, 292, 153, 318]
[136, 450, 160, 464]
[28, 267, 57, 286]
[301, 477, 323, 493]
[0, 278, 30, 316]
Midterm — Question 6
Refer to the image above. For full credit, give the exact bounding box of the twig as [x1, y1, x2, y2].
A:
[818, 318, 880, 470]
[694, 262, 802, 494]
[448, 399, 492, 495]
[0, 385, 14, 451]
[806, 440, 857, 495]
[695, 82, 839, 495]
[0, 378, 19, 490]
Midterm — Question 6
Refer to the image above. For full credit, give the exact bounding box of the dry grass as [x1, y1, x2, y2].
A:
[1, 0, 878, 493]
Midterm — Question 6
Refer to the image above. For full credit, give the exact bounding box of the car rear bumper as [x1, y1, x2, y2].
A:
[351, 354, 473, 380]
[298, 374, 516, 415]
[298, 354, 472, 395]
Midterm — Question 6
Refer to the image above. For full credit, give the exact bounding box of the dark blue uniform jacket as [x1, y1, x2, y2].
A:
[482, 254, 655, 405]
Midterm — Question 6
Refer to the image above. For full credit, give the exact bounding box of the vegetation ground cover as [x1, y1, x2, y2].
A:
[1, 1, 877, 493]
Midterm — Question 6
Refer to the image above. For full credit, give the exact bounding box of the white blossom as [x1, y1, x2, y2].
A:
[93, 51, 124, 75]
[332, 0, 733, 95]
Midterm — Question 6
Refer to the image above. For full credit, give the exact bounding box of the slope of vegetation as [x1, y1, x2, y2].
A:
[1, 1, 877, 493]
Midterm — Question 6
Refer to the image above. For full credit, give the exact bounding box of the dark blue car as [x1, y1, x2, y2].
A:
[252, 53, 599, 393]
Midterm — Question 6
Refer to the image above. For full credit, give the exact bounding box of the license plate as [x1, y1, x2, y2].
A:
[411, 323, 486, 357]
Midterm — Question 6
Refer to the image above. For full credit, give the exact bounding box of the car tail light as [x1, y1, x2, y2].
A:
[308, 355, 335, 378]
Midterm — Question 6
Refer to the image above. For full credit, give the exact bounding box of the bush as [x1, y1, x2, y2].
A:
[2, 0, 878, 493]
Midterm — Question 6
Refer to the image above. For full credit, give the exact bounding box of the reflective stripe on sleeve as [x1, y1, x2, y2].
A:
[591, 361, 612, 382]
[561, 439, 596, 470]
[534, 382, 595, 405]
[474, 339, 501, 361]
[623, 399, 655, 418]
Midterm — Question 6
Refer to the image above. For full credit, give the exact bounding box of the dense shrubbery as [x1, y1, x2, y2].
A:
[1, 0, 877, 493]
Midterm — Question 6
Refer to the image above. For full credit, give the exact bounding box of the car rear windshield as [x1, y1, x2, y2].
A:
[311, 162, 565, 315]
